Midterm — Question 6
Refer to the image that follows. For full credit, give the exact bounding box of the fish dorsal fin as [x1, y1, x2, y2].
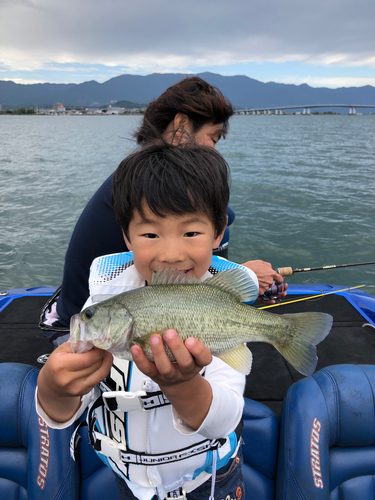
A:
[204, 268, 258, 303]
[216, 344, 253, 375]
[150, 267, 199, 286]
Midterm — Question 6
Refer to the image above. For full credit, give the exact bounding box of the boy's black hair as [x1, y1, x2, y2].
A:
[112, 141, 230, 239]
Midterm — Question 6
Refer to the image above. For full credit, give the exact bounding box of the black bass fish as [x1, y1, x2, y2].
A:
[70, 267, 332, 376]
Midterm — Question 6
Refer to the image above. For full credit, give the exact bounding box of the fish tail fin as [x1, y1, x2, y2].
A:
[274, 312, 333, 376]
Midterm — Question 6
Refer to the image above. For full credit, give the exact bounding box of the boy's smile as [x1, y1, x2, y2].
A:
[123, 204, 225, 284]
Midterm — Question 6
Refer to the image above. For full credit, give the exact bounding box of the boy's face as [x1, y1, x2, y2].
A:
[123, 204, 225, 284]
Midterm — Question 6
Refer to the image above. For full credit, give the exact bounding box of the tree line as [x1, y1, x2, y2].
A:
[1, 108, 36, 114]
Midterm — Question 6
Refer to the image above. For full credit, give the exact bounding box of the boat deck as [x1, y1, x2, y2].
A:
[1, 287, 375, 418]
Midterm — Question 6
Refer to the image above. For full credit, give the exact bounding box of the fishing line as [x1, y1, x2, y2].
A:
[259, 285, 365, 310]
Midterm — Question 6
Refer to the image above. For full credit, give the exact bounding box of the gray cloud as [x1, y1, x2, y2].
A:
[1, 0, 374, 71]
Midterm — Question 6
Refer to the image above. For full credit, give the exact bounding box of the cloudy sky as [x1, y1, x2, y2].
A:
[1, 0, 374, 88]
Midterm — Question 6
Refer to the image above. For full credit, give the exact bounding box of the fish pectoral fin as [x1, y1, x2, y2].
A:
[136, 330, 165, 344]
[216, 344, 253, 375]
[150, 330, 165, 336]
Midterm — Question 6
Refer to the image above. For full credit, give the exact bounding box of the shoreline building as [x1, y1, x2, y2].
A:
[53, 103, 66, 113]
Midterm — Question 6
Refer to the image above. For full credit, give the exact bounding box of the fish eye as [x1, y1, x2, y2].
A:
[84, 309, 94, 319]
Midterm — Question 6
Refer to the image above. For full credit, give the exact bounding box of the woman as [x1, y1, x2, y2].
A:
[40, 76, 286, 345]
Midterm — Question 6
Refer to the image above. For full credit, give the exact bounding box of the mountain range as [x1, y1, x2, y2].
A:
[1, 72, 375, 111]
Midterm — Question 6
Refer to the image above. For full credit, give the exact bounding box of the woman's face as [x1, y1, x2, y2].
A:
[164, 114, 224, 149]
[187, 122, 223, 149]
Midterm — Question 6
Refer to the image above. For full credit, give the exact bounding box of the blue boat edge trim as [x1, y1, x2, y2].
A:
[0, 286, 58, 314]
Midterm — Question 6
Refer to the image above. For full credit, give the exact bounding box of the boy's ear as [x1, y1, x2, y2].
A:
[123, 230, 132, 251]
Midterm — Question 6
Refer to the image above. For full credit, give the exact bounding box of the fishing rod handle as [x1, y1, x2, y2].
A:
[275, 267, 294, 277]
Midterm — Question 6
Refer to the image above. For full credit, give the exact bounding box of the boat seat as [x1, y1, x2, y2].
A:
[276, 364, 375, 499]
[242, 397, 279, 499]
[0, 362, 279, 499]
[0, 362, 78, 499]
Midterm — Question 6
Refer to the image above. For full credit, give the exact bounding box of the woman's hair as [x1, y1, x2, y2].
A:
[112, 140, 230, 239]
[135, 76, 234, 145]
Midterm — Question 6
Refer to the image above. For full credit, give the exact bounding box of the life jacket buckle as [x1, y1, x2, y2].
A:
[93, 431, 125, 461]
[102, 390, 147, 412]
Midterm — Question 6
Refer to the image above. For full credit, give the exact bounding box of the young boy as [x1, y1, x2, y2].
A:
[36, 142, 259, 500]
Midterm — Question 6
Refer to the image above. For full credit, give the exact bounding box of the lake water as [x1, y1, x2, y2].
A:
[1, 114, 374, 296]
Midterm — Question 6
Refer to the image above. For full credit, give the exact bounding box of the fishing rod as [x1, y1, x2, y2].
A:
[262, 261, 375, 300]
[276, 261, 375, 277]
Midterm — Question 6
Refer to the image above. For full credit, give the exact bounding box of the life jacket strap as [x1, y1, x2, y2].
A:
[166, 488, 187, 500]
[91, 429, 226, 466]
[140, 391, 171, 410]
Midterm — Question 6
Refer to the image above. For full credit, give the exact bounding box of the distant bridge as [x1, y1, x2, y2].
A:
[235, 104, 375, 115]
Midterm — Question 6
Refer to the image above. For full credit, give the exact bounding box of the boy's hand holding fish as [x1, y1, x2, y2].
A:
[131, 329, 213, 430]
[37, 343, 113, 423]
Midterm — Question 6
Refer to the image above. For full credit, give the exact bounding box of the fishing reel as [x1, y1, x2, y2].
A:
[261, 267, 291, 301]
[261, 282, 288, 301]
[261, 283, 279, 301]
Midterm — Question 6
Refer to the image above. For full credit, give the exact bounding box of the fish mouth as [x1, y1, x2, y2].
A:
[69, 315, 94, 353]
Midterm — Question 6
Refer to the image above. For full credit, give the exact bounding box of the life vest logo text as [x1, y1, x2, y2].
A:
[310, 418, 323, 489]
